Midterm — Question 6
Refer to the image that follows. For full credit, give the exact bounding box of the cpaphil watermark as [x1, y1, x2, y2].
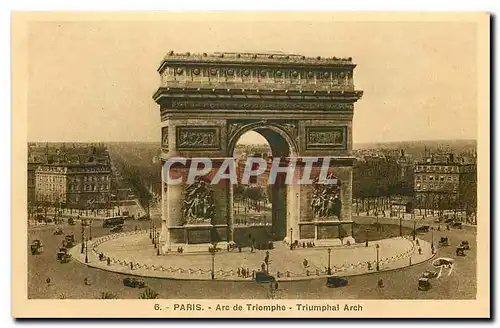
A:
[162, 157, 339, 185]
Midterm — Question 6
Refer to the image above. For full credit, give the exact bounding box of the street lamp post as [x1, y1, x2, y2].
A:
[211, 252, 215, 280]
[399, 215, 402, 237]
[413, 220, 416, 241]
[89, 219, 93, 241]
[375, 244, 380, 271]
[327, 248, 332, 275]
[152, 225, 155, 245]
[290, 228, 293, 250]
[149, 220, 152, 239]
[431, 227, 434, 249]
[85, 238, 89, 264]
[81, 227, 85, 254]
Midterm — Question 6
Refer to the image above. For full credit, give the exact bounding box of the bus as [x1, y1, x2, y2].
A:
[103, 216, 126, 228]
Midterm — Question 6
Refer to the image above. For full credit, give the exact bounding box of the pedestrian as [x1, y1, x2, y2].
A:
[246, 268, 250, 278]
[378, 279, 384, 288]
[107, 257, 111, 266]
[418, 247, 422, 255]
[130, 262, 134, 270]
[252, 270, 255, 279]
[237, 268, 241, 277]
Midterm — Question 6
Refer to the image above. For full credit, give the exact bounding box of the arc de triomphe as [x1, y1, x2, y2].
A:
[153, 52, 363, 253]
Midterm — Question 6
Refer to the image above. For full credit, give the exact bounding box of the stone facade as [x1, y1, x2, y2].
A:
[153, 52, 363, 252]
[35, 163, 111, 209]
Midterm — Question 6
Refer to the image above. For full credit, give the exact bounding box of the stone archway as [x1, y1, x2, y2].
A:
[228, 122, 299, 243]
[153, 51, 363, 252]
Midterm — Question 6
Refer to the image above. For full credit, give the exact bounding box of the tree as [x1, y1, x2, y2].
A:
[100, 292, 117, 299]
[139, 288, 159, 299]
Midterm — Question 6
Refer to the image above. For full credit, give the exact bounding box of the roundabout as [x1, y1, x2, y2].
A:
[70, 229, 434, 281]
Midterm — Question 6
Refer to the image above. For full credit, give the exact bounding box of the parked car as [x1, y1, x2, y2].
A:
[326, 276, 348, 288]
[53, 228, 64, 235]
[456, 246, 466, 256]
[438, 237, 449, 247]
[421, 270, 438, 279]
[62, 235, 75, 248]
[415, 225, 430, 233]
[30, 240, 44, 255]
[444, 218, 454, 224]
[459, 241, 470, 250]
[452, 222, 463, 229]
[123, 277, 146, 288]
[68, 218, 75, 225]
[60, 253, 72, 263]
[255, 272, 276, 283]
[110, 225, 124, 233]
[418, 278, 431, 291]
[56, 247, 69, 261]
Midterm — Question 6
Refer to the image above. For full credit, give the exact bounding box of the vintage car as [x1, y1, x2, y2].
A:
[62, 235, 75, 248]
[456, 246, 466, 257]
[255, 272, 276, 283]
[60, 253, 72, 263]
[451, 222, 463, 229]
[30, 240, 44, 255]
[444, 218, 454, 224]
[459, 241, 470, 250]
[438, 237, 449, 247]
[53, 228, 64, 235]
[56, 247, 68, 260]
[68, 218, 75, 225]
[110, 225, 124, 233]
[421, 270, 438, 279]
[432, 257, 454, 268]
[123, 277, 146, 288]
[415, 225, 430, 233]
[326, 276, 348, 288]
[418, 278, 431, 291]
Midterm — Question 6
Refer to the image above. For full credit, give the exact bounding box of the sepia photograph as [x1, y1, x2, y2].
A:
[11, 12, 490, 318]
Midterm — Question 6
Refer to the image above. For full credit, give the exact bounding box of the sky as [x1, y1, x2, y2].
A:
[26, 14, 478, 144]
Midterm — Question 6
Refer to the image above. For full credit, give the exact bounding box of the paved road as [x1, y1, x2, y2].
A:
[28, 218, 475, 299]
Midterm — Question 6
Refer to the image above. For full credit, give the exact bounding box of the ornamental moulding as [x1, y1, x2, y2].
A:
[170, 100, 354, 111]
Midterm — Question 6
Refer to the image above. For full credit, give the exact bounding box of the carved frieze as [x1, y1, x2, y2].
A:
[171, 100, 353, 111]
[310, 172, 342, 220]
[176, 126, 221, 150]
[182, 177, 215, 225]
[306, 126, 347, 150]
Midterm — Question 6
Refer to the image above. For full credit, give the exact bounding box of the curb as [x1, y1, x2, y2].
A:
[71, 235, 433, 283]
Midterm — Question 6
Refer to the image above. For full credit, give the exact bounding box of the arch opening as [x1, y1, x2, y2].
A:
[231, 127, 295, 247]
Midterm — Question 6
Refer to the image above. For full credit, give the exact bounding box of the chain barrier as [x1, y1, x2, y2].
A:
[85, 230, 425, 279]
